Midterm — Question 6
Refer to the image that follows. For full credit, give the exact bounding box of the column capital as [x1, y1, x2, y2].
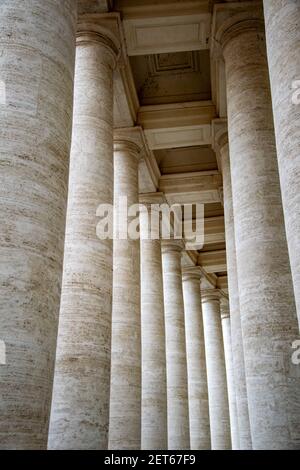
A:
[201, 289, 222, 304]
[182, 266, 202, 283]
[211, 2, 264, 59]
[161, 239, 184, 255]
[76, 13, 122, 66]
[139, 192, 166, 208]
[114, 126, 146, 161]
[220, 297, 230, 320]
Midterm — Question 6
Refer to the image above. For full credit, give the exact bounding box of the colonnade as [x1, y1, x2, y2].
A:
[0, 0, 299, 450]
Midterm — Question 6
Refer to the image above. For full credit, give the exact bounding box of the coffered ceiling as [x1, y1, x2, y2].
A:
[130, 50, 211, 105]
[79, 0, 227, 291]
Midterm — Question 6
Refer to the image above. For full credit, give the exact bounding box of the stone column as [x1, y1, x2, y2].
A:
[140, 197, 167, 450]
[182, 268, 210, 450]
[263, 0, 300, 326]
[108, 137, 141, 450]
[161, 241, 190, 450]
[220, 299, 240, 450]
[214, 4, 300, 449]
[201, 289, 231, 450]
[213, 121, 252, 449]
[0, 0, 76, 449]
[48, 18, 119, 450]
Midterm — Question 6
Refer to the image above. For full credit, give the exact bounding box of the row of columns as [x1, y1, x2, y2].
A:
[0, 0, 300, 450]
[212, 0, 300, 450]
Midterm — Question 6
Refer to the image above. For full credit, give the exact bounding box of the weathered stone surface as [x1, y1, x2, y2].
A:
[140, 206, 167, 450]
[263, 0, 300, 327]
[162, 241, 190, 450]
[109, 140, 141, 450]
[0, 0, 76, 449]
[182, 268, 210, 450]
[201, 290, 231, 450]
[222, 14, 300, 449]
[219, 134, 252, 450]
[48, 21, 118, 449]
[220, 299, 239, 450]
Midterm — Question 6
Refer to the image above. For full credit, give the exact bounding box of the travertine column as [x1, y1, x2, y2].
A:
[161, 241, 190, 450]
[182, 268, 210, 450]
[140, 199, 167, 450]
[0, 0, 76, 449]
[109, 139, 141, 450]
[220, 299, 240, 450]
[48, 19, 119, 450]
[201, 290, 231, 450]
[215, 5, 300, 448]
[263, 0, 300, 326]
[213, 122, 252, 449]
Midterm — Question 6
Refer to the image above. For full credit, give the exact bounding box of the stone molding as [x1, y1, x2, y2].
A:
[201, 288, 222, 304]
[77, 13, 123, 65]
[182, 266, 202, 283]
[161, 239, 185, 255]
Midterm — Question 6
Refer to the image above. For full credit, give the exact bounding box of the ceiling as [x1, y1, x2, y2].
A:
[130, 50, 211, 105]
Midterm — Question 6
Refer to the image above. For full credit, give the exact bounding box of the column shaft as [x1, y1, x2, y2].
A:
[0, 0, 76, 449]
[263, 0, 300, 326]
[222, 16, 300, 448]
[109, 140, 141, 450]
[140, 207, 167, 450]
[48, 27, 118, 449]
[220, 301, 240, 450]
[182, 270, 210, 450]
[220, 139, 252, 449]
[202, 290, 231, 450]
[162, 242, 190, 450]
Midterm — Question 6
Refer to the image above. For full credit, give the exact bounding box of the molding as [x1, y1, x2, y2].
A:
[115, 1, 210, 19]
[182, 266, 202, 282]
[78, 1, 112, 14]
[161, 239, 185, 254]
[198, 249, 227, 273]
[210, 1, 263, 118]
[144, 124, 211, 150]
[139, 192, 166, 206]
[121, 10, 211, 56]
[114, 127, 160, 194]
[159, 171, 222, 205]
[211, 118, 228, 173]
[201, 288, 222, 303]
[77, 13, 122, 61]
[137, 101, 216, 130]
[204, 216, 225, 245]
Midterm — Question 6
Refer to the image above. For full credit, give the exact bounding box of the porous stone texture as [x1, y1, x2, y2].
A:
[161, 241, 190, 450]
[0, 0, 76, 449]
[182, 268, 210, 450]
[48, 24, 118, 449]
[220, 300, 239, 450]
[263, 0, 300, 327]
[220, 139, 252, 449]
[222, 16, 300, 449]
[109, 140, 141, 450]
[140, 207, 167, 450]
[201, 290, 231, 450]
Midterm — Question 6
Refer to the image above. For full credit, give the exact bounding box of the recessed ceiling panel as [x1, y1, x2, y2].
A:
[130, 50, 211, 105]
